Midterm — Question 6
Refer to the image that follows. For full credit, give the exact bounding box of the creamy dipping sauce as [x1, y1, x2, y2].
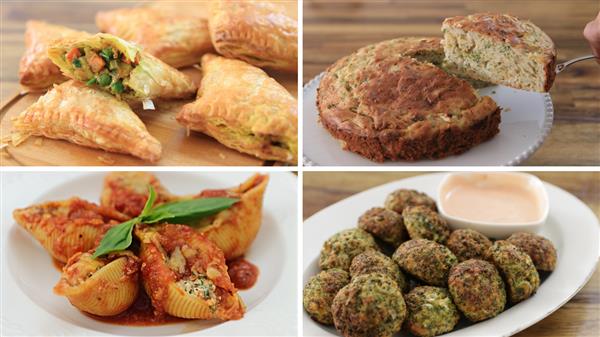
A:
[440, 173, 544, 224]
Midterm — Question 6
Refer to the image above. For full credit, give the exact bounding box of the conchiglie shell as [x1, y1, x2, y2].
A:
[199, 174, 268, 260]
[137, 224, 245, 320]
[47, 225, 103, 263]
[12, 198, 127, 263]
[54, 252, 139, 316]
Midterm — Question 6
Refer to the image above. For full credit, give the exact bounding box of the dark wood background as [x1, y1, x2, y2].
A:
[304, 171, 600, 337]
[304, 0, 600, 166]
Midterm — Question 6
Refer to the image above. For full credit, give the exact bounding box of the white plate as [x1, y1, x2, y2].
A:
[1, 172, 298, 336]
[303, 173, 599, 337]
[303, 73, 554, 166]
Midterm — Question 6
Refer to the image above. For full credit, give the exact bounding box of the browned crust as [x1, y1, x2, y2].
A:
[543, 56, 556, 92]
[319, 103, 500, 162]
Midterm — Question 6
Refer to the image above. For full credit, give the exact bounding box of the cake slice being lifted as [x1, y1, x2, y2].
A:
[442, 13, 556, 92]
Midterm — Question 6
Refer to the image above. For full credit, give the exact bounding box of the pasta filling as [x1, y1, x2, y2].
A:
[64, 46, 137, 96]
[177, 276, 218, 312]
[167, 246, 219, 313]
[62, 254, 106, 287]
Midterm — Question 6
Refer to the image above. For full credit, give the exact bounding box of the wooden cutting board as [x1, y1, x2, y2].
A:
[0, 67, 297, 166]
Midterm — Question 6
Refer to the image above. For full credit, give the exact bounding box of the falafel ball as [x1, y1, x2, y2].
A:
[448, 259, 506, 322]
[446, 229, 492, 262]
[303, 268, 351, 325]
[404, 286, 460, 337]
[392, 239, 458, 286]
[358, 207, 406, 247]
[507, 232, 557, 271]
[402, 206, 450, 243]
[332, 273, 407, 337]
[487, 240, 540, 303]
[384, 189, 437, 214]
[350, 250, 407, 292]
[319, 228, 379, 271]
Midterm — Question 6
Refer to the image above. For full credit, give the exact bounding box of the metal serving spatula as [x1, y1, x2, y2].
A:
[555, 54, 598, 73]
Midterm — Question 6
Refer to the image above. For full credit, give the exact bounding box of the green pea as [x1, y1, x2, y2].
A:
[100, 47, 113, 62]
[111, 80, 124, 93]
[98, 73, 112, 86]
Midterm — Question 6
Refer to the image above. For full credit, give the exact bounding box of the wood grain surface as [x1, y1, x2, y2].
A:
[0, 1, 298, 166]
[304, 0, 600, 166]
[304, 171, 600, 337]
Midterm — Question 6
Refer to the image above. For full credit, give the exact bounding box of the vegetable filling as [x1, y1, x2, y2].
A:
[65, 46, 136, 95]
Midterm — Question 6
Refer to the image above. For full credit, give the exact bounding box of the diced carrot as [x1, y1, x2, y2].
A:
[121, 54, 130, 64]
[87, 51, 106, 73]
[65, 48, 81, 62]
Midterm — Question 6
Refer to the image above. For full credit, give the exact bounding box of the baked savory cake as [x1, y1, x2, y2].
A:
[442, 13, 556, 92]
[317, 37, 500, 162]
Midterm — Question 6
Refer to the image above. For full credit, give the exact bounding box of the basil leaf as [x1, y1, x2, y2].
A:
[141, 197, 239, 224]
[92, 218, 138, 258]
[140, 185, 156, 217]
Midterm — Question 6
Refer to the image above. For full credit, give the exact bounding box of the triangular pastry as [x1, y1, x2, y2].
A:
[96, 7, 213, 68]
[177, 54, 297, 164]
[209, 0, 297, 72]
[11, 80, 162, 162]
[19, 20, 90, 90]
[48, 33, 196, 100]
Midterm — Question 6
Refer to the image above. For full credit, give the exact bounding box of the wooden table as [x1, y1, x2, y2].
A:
[304, 171, 600, 337]
[304, 0, 600, 166]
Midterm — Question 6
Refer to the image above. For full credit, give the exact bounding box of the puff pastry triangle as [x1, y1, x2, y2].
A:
[48, 33, 196, 100]
[11, 80, 162, 162]
[96, 7, 213, 68]
[209, 0, 297, 72]
[19, 20, 90, 90]
[177, 54, 297, 164]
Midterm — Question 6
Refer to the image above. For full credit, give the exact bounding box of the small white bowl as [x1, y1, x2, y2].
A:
[437, 172, 549, 239]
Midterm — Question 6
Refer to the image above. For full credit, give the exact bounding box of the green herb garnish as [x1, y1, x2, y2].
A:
[72, 58, 82, 68]
[86, 77, 97, 85]
[92, 186, 238, 258]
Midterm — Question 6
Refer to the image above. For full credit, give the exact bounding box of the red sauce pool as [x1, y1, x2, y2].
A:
[227, 258, 259, 290]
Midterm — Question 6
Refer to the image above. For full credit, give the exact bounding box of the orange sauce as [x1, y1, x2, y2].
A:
[441, 173, 544, 223]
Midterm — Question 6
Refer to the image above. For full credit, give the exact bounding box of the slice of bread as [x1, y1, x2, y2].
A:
[442, 13, 556, 92]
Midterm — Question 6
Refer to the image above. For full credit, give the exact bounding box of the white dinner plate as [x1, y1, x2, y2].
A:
[303, 173, 599, 337]
[1, 172, 297, 336]
[303, 73, 554, 166]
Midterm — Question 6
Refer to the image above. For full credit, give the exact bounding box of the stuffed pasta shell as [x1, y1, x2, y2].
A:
[193, 174, 268, 260]
[100, 172, 176, 217]
[54, 251, 140, 316]
[136, 224, 245, 320]
[13, 197, 129, 263]
[47, 33, 196, 100]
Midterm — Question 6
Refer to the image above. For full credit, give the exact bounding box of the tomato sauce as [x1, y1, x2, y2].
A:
[52, 258, 65, 271]
[227, 258, 259, 290]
